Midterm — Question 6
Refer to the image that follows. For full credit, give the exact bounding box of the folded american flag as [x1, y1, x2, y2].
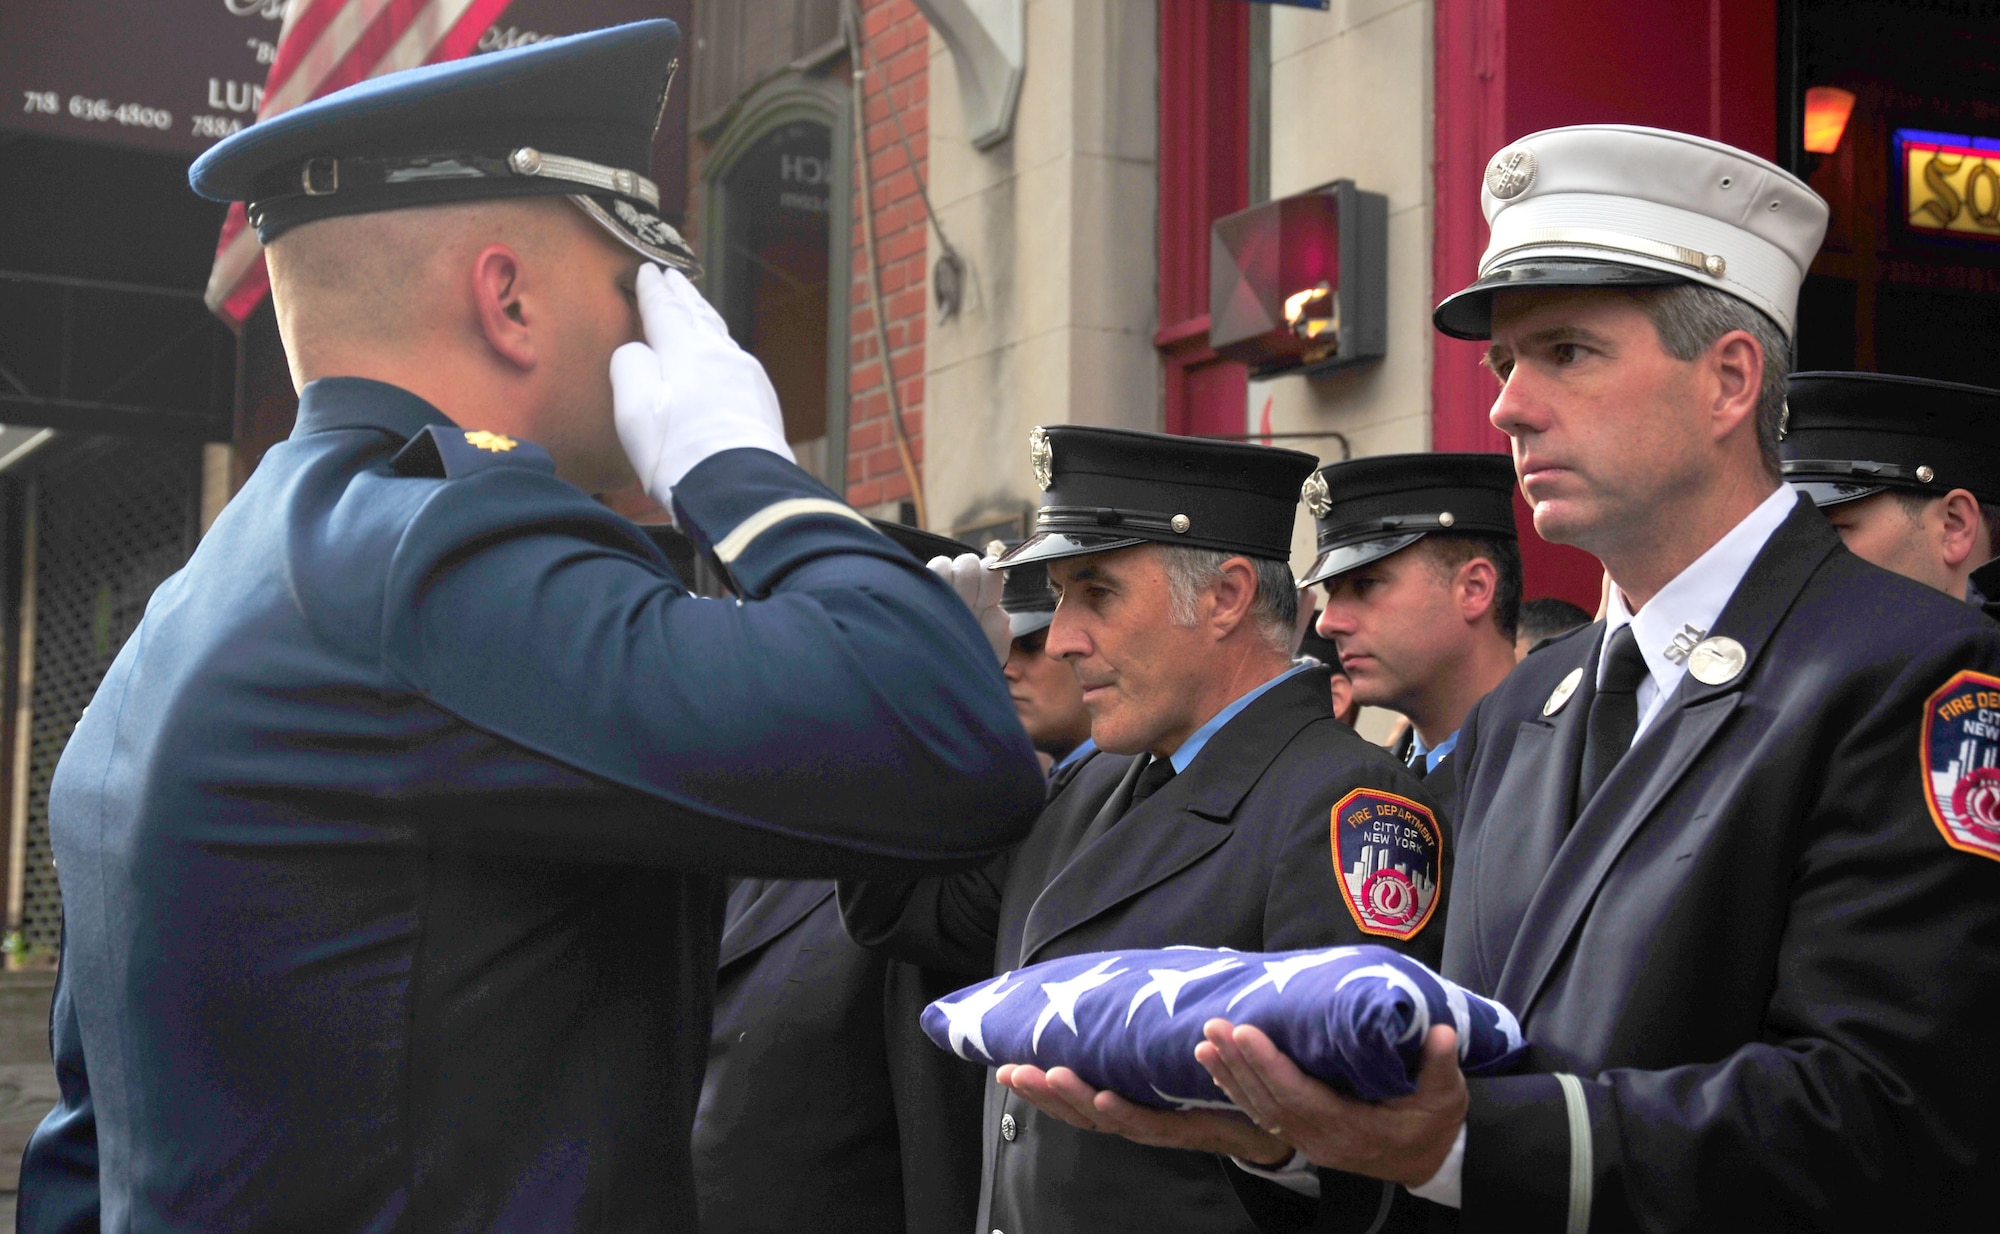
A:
[923, 945, 1525, 1108]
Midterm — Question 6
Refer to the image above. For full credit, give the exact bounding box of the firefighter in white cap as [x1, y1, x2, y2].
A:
[1051, 125, 2000, 1231]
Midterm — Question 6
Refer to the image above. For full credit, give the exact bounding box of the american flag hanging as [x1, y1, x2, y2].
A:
[923, 945, 1526, 1108]
[203, 0, 517, 327]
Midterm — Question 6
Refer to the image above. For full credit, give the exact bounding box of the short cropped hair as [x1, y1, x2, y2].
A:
[1628, 282, 1791, 479]
[1157, 546, 1298, 655]
[1516, 596, 1593, 646]
[1412, 534, 1523, 641]
[1889, 490, 2000, 555]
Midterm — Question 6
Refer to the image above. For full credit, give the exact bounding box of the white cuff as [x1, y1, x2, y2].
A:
[1406, 1123, 1465, 1209]
[1230, 1149, 1320, 1199]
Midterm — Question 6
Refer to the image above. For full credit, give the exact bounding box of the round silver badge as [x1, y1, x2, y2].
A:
[1170, 514, 1191, 534]
[1485, 147, 1538, 201]
[1686, 636, 1747, 686]
[1302, 471, 1333, 518]
[1918, 465, 1936, 483]
[508, 147, 543, 176]
[1544, 667, 1584, 717]
[1703, 254, 1728, 278]
[1438, 511, 1456, 528]
[1029, 426, 1053, 491]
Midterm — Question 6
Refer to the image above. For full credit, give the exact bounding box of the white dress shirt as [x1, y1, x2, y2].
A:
[1407, 482, 1797, 1210]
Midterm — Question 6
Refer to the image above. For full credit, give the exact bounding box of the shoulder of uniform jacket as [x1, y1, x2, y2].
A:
[389, 425, 556, 479]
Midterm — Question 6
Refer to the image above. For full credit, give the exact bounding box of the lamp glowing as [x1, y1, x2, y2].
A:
[1803, 86, 1856, 155]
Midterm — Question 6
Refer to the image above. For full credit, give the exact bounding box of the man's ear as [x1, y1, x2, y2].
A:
[1207, 556, 1261, 637]
[1454, 557, 1499, 627]
[471, 243, 535, 371]
[1328, 672, 1358, 727]
[1937, 488, 1987, 570]
[1706, 329, 1763, 447]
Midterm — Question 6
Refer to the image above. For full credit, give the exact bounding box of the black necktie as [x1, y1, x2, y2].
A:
[1578, 624, 1648, 811]
[1127, 755, 1178, 811]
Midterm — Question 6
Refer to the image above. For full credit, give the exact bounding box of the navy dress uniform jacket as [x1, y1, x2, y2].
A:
[1442, 497, 2000, 1231]
[16, 378, 1044, 1233]
[841, 666, 1448, 1234]
[692, 878, 986, 1233]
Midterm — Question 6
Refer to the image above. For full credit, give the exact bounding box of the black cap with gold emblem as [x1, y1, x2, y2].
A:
[992, 425, 1318, 569]
[189, 21, 698, 274]
[1298, 453, 1518, 588]
[986, 540, 1057, 639]
[1781, 371, 2000, 509]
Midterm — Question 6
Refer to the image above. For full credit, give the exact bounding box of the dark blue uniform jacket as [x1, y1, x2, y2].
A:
[16, 378, 1043, 1233]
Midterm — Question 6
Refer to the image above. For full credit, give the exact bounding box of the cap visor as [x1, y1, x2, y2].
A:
[569, 194, 700, 276]
[995, 530, 1148, 568]
[1433, 260, 1688, 340]
[1298, 533, 1425, 589]
[1007, 609, 1055, 639]
[1787, 479, 1885, 509]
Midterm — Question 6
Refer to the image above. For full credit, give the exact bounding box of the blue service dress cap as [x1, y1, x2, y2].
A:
[1782, 371, 2000, 509]
[189, 20, 696, 272]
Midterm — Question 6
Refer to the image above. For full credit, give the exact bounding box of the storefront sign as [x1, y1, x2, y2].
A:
[1900, 128, 2000, 242]
[0, 1, 685, 188]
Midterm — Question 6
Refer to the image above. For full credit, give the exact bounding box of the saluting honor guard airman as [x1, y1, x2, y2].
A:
[16, 22, 1043, 1233]
[1190, 124, 2000, 1232]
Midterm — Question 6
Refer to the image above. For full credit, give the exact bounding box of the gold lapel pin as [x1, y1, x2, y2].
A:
[1686, 636, 1747, 686]
[1543, 667, 1585, 717]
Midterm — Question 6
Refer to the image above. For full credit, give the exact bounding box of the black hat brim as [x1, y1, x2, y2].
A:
[1007, 609, 1056, 639]
[993, 530, 1149, 569]
[1433, 260, 1688, 341]
[1298, 533, 1425, 589]
[1787, 479, 1887, 509]
[569, 193, 700, 276]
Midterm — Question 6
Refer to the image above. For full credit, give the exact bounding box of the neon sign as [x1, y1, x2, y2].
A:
[1899, 128, 2000, 242]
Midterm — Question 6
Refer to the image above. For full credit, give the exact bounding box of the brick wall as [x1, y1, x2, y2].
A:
[844, 0, 929, 515]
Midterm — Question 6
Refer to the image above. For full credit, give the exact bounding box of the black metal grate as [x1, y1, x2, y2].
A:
[19, 439, 195, 952]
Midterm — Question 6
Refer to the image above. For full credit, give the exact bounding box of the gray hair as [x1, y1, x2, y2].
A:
[1629, 282, 1791, 478]
[1157, 546, 1298, 654]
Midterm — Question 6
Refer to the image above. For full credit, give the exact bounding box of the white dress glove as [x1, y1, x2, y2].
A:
[926, 553, 1012, 665]
[610, 263, 794, 505]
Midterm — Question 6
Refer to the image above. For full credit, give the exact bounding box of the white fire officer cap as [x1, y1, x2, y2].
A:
[1433, 124, 1830, 341]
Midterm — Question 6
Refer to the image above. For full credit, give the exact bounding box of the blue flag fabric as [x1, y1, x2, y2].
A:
[922, 945, 1526, 1108]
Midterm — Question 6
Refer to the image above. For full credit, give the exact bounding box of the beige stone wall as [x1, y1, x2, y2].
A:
[920, 0, 1161, 540]
[1261, 0, 1435, 574]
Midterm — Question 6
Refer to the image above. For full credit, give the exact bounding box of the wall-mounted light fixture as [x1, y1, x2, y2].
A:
[1803, 86, 1857, 155]
[1209, 179, 1387, 378]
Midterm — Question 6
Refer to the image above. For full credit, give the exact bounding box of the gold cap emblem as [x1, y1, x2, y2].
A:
[1029, 426, 1053, 491]
[465, 431, 518, 453]
[1686, 636, 1747, 686]
[1302, 471, 1333, 518]
[1486, 146, 1538, 200]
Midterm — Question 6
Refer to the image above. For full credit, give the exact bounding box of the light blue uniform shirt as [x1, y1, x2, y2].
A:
[1409, 728, 1460, 775]
[1168, 663, 1313, 773]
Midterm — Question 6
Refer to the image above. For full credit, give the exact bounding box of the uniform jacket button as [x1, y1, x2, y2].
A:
[1000, 1112, 1018, 1141]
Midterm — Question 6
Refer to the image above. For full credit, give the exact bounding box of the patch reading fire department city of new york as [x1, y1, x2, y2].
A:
[1330, 789, 1443, 940]
[1923, 670, 2000, 863]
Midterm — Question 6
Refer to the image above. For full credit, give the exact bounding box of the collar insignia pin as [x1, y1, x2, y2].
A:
[465, 430, 518, 453]
[1686, 636, 1747, 686]
[1544, 667, 1584, 717]
[1029, 426, 1053, 491]
[1663, 623, 1707, 665]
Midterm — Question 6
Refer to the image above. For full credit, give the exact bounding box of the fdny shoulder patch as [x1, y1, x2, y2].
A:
[1922, 670, 2000, 863]
[1330, 788, 1442, 940]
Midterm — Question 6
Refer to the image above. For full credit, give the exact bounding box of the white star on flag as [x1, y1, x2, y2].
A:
[936, 975, 1020, 1061]
[1126, 957, 1243, 1025]
[1032, 956, 1127, 1052]
[1152, 1086, 1241, 1112]
[1226, 947, 1360, 1011]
